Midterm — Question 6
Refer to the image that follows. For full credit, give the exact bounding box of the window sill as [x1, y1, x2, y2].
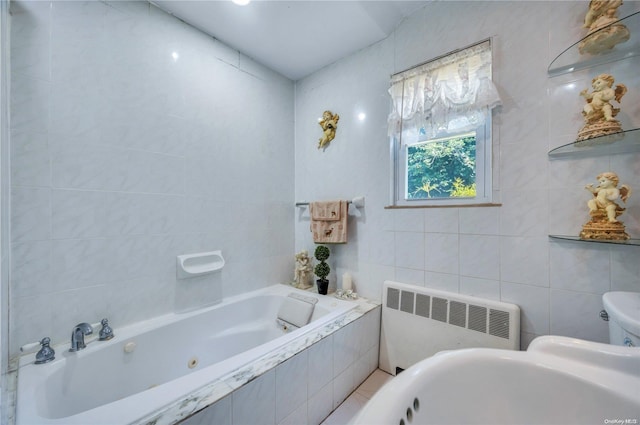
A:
[384, 203, 502, 209]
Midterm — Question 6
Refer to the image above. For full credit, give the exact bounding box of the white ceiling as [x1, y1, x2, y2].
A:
[151, 0, 430, 80]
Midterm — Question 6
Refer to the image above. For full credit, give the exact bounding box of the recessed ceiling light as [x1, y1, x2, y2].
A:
[232, 0, 250, 5]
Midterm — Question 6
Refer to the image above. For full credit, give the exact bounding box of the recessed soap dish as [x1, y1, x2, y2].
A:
[176, 250, 225, 279]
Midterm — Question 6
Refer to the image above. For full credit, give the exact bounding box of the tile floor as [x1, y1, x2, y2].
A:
[321, 369, 394, 425]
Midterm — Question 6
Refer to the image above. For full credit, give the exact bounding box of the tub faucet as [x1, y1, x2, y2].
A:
[35, 337, 55, 364]
[69, 323, 93, 352]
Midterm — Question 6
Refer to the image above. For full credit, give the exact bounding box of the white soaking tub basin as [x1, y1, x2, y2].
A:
[352, 336, 640, 425]
[16, 284, 356, 425]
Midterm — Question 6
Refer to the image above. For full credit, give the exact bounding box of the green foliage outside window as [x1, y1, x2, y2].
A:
[406, 134, 476, 199]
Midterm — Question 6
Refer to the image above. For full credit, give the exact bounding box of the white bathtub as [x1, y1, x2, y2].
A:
[352, 336, 640, 425]
[15, 284, 357, 425]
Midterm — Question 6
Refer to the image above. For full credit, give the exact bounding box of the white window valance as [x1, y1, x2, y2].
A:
[388, 40, 502, 142]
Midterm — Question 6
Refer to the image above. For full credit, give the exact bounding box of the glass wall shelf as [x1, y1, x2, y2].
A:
[549, 235, 640, 246]
[548, 11, 640, 77]
[548, 128, 640, 158]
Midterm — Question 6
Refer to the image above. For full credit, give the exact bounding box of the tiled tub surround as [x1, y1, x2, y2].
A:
[12, 284, 380, 425]
[177, 303, 380, 425]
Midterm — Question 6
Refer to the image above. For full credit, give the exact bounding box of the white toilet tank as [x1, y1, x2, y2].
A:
[602, 291, 640, 347]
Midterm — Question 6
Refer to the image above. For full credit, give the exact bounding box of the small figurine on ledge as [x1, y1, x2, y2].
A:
[293, 249, 313, 289]
[580, 171, 632, 241]
[577, 73, 627, 142]
[318, 110, 340, 150]
[579, 0, 630, 55]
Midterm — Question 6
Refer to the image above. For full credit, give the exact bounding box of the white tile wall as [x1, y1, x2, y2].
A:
[459, 276, 500, 301]
[549, 241, 612, 294]
[1, 0, 11, 410]
[459, 208, 499, 235]
[424, 208, 459, 234]
[500, 237, 550, 287]
[550, 289, 609, 342]
[424, 233, 459, 275]
[294, 0, 640, 345]
[8, 0, 295, 357]
[459, 234, 500, 281]
[610, 246, 640, 291]
[394, 232, 424, 271]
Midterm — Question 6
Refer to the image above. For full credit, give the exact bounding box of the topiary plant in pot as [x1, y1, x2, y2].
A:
[314, 245, 330, 295]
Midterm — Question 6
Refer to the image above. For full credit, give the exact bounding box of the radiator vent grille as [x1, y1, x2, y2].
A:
[385, 286, 513, 340]
[400, 291, 415, 314]
[468, 305, 487, 333]
[449, 301, 467, 328]
[415, 294, 430, 318]
[387, 288, 400, 310]
[489, 309, 511, 339]
[431, 297, 448, 323]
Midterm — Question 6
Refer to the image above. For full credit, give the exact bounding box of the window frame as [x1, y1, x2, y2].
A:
[392, 118, 493, 207]
[388, 39, 497, 208]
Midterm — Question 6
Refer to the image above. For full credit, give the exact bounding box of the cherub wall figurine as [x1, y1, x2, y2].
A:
[579, 0, 630, 55]
[318, 110, 339, 150]
[293, 249, 313, 289]
[577, 73, 627, 141]
[580, 171, 632, 240]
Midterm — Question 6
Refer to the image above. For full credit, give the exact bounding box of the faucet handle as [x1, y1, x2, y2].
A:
[20, 336, 55, 356]
[35, 337, 55, 364]
[20, 340, 42, 354]
[98, 318, 114, 341]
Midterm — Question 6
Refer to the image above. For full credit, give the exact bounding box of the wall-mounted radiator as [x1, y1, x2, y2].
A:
[379, 280, 520, 375]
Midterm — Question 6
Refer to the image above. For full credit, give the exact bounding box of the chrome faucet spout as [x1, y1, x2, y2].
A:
[69, 323, 93, 352]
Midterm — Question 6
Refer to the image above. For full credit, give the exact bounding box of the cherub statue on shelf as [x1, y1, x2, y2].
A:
[583, 0, 622, 30]
[293, 249, 313, 289]
[318, 110, 339, 150]
[580, 171, 632, 241]
[579, 0, 630, 55]
[577, 73, 627, 141]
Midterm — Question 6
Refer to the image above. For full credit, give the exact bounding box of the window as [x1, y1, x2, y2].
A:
[388, 40, 500, 207]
